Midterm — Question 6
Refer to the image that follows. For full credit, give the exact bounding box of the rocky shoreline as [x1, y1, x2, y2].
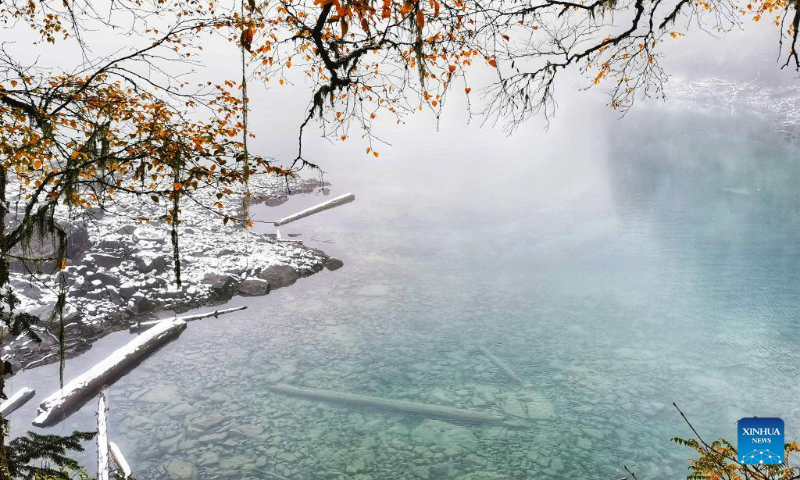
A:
[2, 175, 342, 373]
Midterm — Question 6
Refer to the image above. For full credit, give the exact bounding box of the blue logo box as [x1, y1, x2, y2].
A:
[738, 417, 784, 465]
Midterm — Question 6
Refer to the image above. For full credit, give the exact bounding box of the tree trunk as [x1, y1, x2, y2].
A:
[0, 165, 12, 480]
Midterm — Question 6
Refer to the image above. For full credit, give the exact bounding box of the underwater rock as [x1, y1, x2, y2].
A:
[139, 383, 180, 403]
[231, 424, 264, 439]
[410, 420, 479, 451]
[412, 465, 431, 479]
[198, 432, 227, 444]
[346, 458, 367, 474]
[163, 459, 196, 479]
[455, 472, 506, 480]
[198, 451, 219, 466]
[188, 415, 225, 432]
[501, 396, 527, 418]
[356, 284, 391, 297]
[524, 392, 555, 420]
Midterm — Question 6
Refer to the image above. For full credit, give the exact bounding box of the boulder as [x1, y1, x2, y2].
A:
[86, 253, 123, 269]
[135, 255, 168, 273]
[325, 258, 344, 271]
[237, 277, 270, 296]
[116, 225, 137, 236]
[85, 271, 120, 287]
[66, 225, 92, 260]
[257, 264, 299, 289]
[127, 294, 158, 315]
[201, 273, 240, 298]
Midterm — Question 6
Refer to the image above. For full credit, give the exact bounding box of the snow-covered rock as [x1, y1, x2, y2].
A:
[3, 175, 332, 371]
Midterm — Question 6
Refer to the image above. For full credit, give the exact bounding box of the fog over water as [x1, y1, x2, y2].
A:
[6, 15, 800, 479]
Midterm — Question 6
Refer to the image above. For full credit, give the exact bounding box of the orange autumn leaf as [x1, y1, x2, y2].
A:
[241, 26, 255, 52]
[465, 87, 472, 94]
[173, 182, 182, 191]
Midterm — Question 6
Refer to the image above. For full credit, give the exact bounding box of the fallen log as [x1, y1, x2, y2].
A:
[269, 383, 509, 425]
[97, 392, 109, 480]
[274, 193, 355, 226]
[0, 387, 35, 416]
[109, 442, 132, 478]
[130, 306, 247, 332]
[33, 318, 187, 427]
[478, 345, 526, 385]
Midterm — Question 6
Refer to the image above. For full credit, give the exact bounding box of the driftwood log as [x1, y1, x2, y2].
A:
[97, 392, 109, 480]
[269, 383, 509, 425]
[274, 193, 355, 226]
[109, 442, 132, 478]
[130, 306, 247, 332]
[33, 318, 187, 427]
[478, 345, 526, 385]
[0, 387, 35, 416]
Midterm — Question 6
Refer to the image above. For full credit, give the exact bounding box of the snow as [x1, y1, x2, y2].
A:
[109, 442, 132, 478]
[33, 317, 187, 427]
[2, 175, 333, 370]
[0, 387, 35, 416]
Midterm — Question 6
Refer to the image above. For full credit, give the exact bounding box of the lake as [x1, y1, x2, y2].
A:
[5, 78, 800, 479]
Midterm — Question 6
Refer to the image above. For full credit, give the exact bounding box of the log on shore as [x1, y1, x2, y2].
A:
[130, 306, 247, 332]
[269, 383, 508, 425]
[0, 387, 35, 416]
[33, 318, 187, 427]
[109, 442, 132, 478]
[478, 345, 526, 385]
[274, 193, 355, 226]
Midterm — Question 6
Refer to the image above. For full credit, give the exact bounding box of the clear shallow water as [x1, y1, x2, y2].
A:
[6, 99, 800, 479]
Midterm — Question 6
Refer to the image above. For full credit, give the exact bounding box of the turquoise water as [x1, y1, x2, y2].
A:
[6, 101, 800, 479]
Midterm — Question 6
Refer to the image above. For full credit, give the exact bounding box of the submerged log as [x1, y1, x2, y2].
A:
[109, 442, 132, 478]
[97, 392, 109, 480]
[131, 306, 247, 332]
[478, 345, 526, 385]
[0, 387, 35, 416]
[34, 318, 187, 427]
[274, 193, 355, 226]
[269, 383, 508, 425]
